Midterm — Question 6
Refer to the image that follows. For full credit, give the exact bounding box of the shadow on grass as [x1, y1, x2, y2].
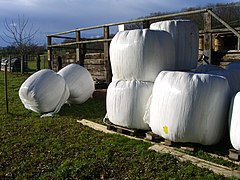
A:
[58, 98, 106, 121]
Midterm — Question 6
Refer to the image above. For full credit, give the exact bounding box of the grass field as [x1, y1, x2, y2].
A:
[0, 71, 233, 179]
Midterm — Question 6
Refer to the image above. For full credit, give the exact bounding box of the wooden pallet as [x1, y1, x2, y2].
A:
[164, 140, 196, 152]
[229, 149, 240, 161]
[145, 132, 195, 152]
[145, 131, 164, 142]
[106, 123, 147, 137]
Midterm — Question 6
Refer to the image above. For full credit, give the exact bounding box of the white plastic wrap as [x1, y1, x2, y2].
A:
[150, 20, 198, 70]
[195, 64, 224, 73]
[57, 64, 95, 104]
[110, 29, 175, 82]
[149, 71, 230, 145]
[210, 69, 240, 97]
[106, 79, 153, 130]
[226, 62, 240, 71]
[195, 65, 240, 97]
[229, 92, 240, 150]
[19, 69, 70, 116]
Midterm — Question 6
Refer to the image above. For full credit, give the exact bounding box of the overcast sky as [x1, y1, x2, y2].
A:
[0, 0, 239, 46]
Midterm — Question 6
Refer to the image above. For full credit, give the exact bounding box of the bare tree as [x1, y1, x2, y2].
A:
[0, 14, 39, 56]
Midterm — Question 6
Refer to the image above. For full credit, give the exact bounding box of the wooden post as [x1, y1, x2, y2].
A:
[9, 56, 12, 72]
[4, 62, 9, 113]
[76, 31, 86, 66]
[203, 11, 212, 64]
[21, 55, 24, 74]
[37, 55, 41, 71]
[238, 38, 240, 50]
[47, 36, 53, 69]
[142, 20, 150, 29]
[76, 31, 81, 65]
[103, 26, 111, 83]
[43, 55, 46, 69]
[25, 54, 28, 72]
[208, 9, 240, 50]
[57, 56, 62, 71]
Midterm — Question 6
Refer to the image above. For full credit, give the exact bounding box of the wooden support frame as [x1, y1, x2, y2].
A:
[46, 8, 240, 82]
[203, 11, 212, 64]
[142, 20, 150, 29]
[103, 26, 111, 83]
[207, 9, 240, 50]
[76, 31, 86, 66]
[47, 36, 53, 69]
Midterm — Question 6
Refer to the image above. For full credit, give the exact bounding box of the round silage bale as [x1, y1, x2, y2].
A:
[57, 64, 95, 104]
[19, 69, 70, 116]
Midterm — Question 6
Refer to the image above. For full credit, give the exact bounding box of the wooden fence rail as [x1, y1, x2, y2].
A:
[47, 8, 240, 83]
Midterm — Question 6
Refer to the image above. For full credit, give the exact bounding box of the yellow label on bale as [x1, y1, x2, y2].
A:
[163, 126, 168, 134]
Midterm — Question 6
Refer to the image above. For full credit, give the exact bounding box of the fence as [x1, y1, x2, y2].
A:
[0, 54, 48, 73]
[47, 8, 240, 83]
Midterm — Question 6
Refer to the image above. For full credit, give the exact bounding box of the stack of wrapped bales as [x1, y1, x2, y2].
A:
[147, 20, 234, 145]
[107, 29, 175, 130]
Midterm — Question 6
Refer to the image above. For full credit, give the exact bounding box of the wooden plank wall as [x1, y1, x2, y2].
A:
[53, 52, 106, 82]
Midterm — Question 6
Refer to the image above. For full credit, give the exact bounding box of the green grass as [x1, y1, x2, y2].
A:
[27, 58, 48, 72]
[0, 71, 232, 179]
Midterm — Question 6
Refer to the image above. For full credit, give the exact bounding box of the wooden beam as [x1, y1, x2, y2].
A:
[207, 10, 240, 50]
[203, 11, 212, 64]
[47, 36, 53, 69]
[47, 9, 208, 37]
[207, 10, 240, 39]
[199, 27, 240, 34]
[142, 20, 150, 29]
[76, 31, 81, 65]
[48, 38, 112, 48]
[51, 35, 75, 39]
[103, 26, 111, 83]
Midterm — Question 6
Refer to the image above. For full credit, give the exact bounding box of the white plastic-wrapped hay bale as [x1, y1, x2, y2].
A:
[208, 69, 240, 97]
[229, 92, 240, 150]
[19, 69, 70, 116]
[149, 71, 230, 145]
[106, 79, 153, 130]
[195, 65, 240, 97]
[57, 64, 95, 104]
[195, 64, 224, 73]
[150, 20, 198, 70]
[110, 29, 175, 82]
[227, 62, 240, 71]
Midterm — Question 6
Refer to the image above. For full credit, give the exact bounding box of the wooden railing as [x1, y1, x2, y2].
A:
[47, 8, 240, 83]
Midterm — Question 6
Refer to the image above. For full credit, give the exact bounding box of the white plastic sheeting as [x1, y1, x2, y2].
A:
[150, 20, 198, 70]
[110, 29, 175, 82]
[19, 69, 70, 116]
[149, 71, 230, 145]
[195, 64, 224, 73]
[227, 62, 240, 71]
[57, 64, 95, 104]
[195, 64, 240, 97]
[229, 92, 240, 150]
[106, 79, 153, 130]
